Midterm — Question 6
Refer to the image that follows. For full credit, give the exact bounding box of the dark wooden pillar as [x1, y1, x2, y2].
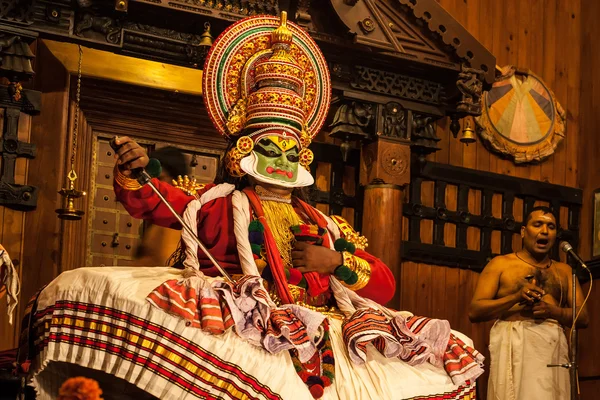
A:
[360, 136, 410, 308]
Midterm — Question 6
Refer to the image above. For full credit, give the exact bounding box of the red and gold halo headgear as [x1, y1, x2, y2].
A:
[202, 12, 331, 185]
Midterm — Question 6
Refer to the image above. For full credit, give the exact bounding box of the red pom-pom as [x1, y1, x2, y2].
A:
[58, 377, 103, 400]
[288, 268, 303, 285]
[309, 384, 324, 399]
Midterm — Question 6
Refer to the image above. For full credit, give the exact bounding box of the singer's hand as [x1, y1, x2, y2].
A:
[532, 300, 561, 320]
[515, 278, 544, 305]
[113, 136, 149, 176]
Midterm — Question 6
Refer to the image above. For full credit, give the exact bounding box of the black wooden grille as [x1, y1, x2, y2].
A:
[402, 160, 583, 271]
[308, 142, 362, 231]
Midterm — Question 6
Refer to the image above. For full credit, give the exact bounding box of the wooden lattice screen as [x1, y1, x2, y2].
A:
[309, 142, 362, 231]
[402, 160, 583, 271]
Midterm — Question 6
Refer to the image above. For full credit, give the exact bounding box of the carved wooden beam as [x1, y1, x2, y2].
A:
[396, 0, 496, 85]
[43, 40, 203, 95]
[328, 0, 495, 84]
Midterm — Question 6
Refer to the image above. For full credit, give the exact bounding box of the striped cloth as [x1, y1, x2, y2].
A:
[444, 334, 485, 386]
[147, 279, 234, 333]
[342, 308, 484, 386]
[148, 273, 325, 363]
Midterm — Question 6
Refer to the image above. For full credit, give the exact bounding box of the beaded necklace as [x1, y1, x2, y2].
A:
[255, 185, 292, 203]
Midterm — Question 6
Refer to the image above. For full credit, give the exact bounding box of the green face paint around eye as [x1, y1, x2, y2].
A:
[254, 139, 299, 182]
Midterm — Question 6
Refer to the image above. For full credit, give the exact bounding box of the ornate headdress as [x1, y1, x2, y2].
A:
[202, 12, 331, 187]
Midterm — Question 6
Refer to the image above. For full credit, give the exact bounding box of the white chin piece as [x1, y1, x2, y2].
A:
[240, 153, 314, 188]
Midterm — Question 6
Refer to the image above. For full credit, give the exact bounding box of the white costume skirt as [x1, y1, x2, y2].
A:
[28, 267, 477, 400]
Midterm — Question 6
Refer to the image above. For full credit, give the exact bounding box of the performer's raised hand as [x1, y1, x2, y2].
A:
[292, 241, 343, 275]
[113, 136, 149, 176]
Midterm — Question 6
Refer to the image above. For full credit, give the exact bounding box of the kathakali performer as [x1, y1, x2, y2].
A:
[23, 12, 484, 400]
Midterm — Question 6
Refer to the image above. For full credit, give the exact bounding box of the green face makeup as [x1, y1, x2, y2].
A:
[254, 137, 299, 182]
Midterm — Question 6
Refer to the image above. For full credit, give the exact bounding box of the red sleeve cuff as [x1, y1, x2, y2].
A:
[354, 249, 396, 305]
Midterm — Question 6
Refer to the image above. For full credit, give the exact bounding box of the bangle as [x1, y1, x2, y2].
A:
[333, 251, 354, 280]
[345, 256, 371, 291]
[114, 164, 143, 190]
[334, 251, 371, 291]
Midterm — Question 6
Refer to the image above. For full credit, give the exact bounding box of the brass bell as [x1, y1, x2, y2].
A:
[460, 121, 476, 145]
[199, 22, 213, 48]
[56, 170, 86, 220]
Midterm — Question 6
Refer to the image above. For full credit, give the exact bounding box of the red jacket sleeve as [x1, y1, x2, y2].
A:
[354, 249, 396, 306]
[114, 178, 195, 229]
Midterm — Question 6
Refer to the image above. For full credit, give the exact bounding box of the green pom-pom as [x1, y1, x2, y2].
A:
[284, 268, 291, 280]
[334, 265, 352, 281]
[346, 272, 358, 285]
[248, 220, 264, 233]
[346, 242, 356, 254]
[298, 276, 307, 288]
[250, 243, 262, 255]
[334, 238, 348, 252]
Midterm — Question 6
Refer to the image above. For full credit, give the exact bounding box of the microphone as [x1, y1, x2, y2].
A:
[560, 241, 587, 268]
[109, 138, 162, 185]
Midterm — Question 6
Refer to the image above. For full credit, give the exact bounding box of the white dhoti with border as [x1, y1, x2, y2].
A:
[487, 319, 569, 400]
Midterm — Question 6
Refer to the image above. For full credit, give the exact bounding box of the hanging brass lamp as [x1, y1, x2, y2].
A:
[56, 45, 87, 220]
[56, 170, 86, 220]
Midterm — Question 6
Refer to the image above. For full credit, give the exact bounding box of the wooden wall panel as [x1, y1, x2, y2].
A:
[433, 0, 580, 189]
[0, 111, 32, 351]
[401, 1, 587, 398]
[576, 0, 600, 389]
[18, 41, 73, 355]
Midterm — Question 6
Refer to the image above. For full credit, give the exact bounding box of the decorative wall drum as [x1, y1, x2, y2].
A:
[475, 65, 566, 164]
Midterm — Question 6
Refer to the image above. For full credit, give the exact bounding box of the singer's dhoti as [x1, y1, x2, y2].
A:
[487, 319, 569, 400]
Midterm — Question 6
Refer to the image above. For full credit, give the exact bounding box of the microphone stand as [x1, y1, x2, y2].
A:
[547, 256, 582, 400]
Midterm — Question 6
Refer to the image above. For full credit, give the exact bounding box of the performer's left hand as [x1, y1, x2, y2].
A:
[292, 241, 343, 275]
[532, 300, 560, 320]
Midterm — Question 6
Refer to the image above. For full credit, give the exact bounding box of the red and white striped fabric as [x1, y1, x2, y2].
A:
[342, 308, 484, 386]
[148, 273, 326, 363]
[444, 333, 485, 386]
[147, 279, 233, 333]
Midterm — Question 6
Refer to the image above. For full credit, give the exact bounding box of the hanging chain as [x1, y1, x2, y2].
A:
[69, 45, 83, 177]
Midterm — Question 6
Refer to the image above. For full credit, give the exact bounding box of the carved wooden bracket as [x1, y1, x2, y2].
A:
[455, 63, 486, 116]
[329, 89, 442, 159]
[0, 106, 40, 210]
[329, 99, 375, 142]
